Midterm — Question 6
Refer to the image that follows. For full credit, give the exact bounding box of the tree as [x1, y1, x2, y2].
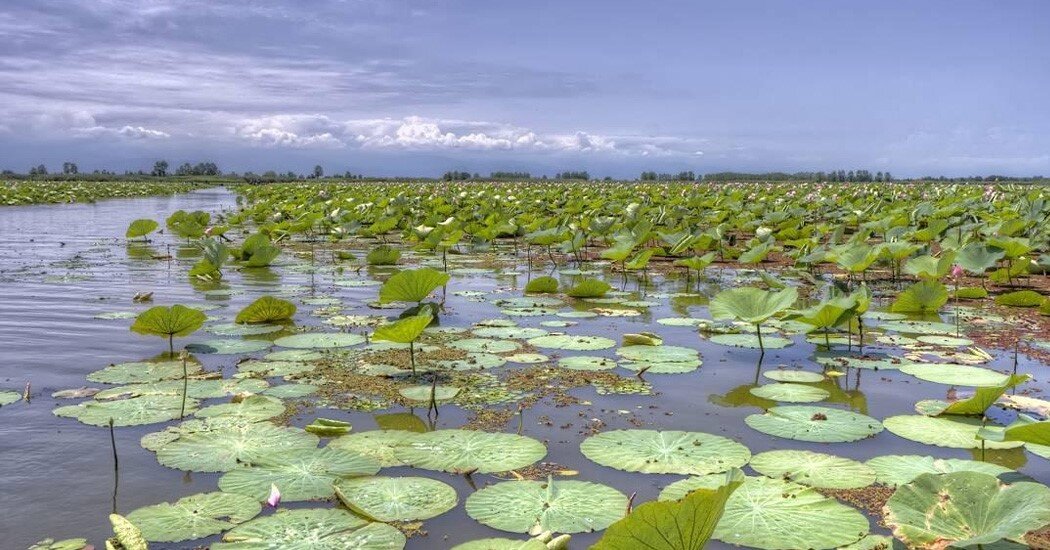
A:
[62, 162, 78, 175]
[312, 165, 324, 179]
[29, 164, 48, 176]
[152, 160, 169, 177]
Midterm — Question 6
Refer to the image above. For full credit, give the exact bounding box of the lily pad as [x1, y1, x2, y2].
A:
[708, 333, 793, 349]
[211, 508, 406, 549]
[884, 472, 1050, 548]
[195, 395, 285, 423]
[155, 421, 319, 472]
[465, 478, 627, 534]
[274, 332, 365, 349]
[186, 339, 272, 355]
[745, 406, 883, 443]
[399, 385, 461, 401]
[883, 415, 1024, 449]
[899, 363, 1009, 387]
[126, 491, 262, 542]
[0, 390, 22, 406]
[762, 370, 824, 383]
[558, 355, 617, 371]
[207, 323, 284, 336]
[472, 327, 548, 339]
[218, 446, 380, 502]
[327, 430, 418, 467]
[749, 383, 830, 403]
[54, 394, 199, 427]
[394, 429, 546, 473]
[580, 429, 750, 475]
[87, 360, 202, 384]
[527, 334, 616, 351]
[865, 454, 1013, 486]
[748, 450, 876, 489]
[334, 476, 457, 521]
[449, 338, 521, 354]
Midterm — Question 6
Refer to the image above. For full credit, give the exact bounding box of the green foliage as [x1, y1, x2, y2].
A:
[525, 276, 559, 293]
[710, 287, 798, 325]
[125, 218, 159, 239]
[566, 278, 611, 298]
[366, 245, 401, 265]
[379, 267, 450, 303]
[994, 290, 1045, 307]
[131, 305, 206, 340]
[954, 243, 1005, 274]
[372, 311, 433, 344]
[235, 296, 297, 324]
[956, 286, 988, 299]
[592, 470, 743, 550]
[166, 210, 210, 239]
[238, 233, 281, 267]
[890, 280, 948, 313]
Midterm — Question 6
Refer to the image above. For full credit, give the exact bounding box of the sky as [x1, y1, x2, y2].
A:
[1, 0, 1048, 178]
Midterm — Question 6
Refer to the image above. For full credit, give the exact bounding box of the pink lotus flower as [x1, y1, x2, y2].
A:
[951, 265, 964, 279]
[267, 483, 281, 508]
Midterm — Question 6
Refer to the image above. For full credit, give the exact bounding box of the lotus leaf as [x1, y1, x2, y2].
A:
[126, 491, 262, 542]
[865, 454, 1012, 486]
[748, 450, 875, 489]
[211, 508, 406, 549]
[379, 267, 450, 303]
[54, 394, 199, 426]
[126, 218, 159, 239]
[155, 421, 319, 472]
[580, 429, 750, 475]
[558, 355, 617, 371]
[749, 383, 830, 403]
[327, 430, 418, 467]
[236, 296, 297, 324]
[890, 280, 948, 313]
[744, 406, 883, 443]
[883, 415, 1023, 449]
[218, 446, 379, 501]
[527, 334, 616, 351]
[394, 429, 546, 473]
[334, 476, 458, 521]
[274, 332, 365, 349]
[465, 478, 627, 533]
[566, 278, 611, 298]
[762, 370, 823, 383]
[195, 395, 285, 422]
[899, 363, 1009, 386]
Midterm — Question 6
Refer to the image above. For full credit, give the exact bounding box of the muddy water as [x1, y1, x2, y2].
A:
[0, 188, 1046, 549]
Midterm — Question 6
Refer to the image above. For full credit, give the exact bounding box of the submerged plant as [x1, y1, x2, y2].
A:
[130, 305, 206, 354]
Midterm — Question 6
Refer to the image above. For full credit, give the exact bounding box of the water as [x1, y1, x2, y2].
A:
[0, 188, 1046, 549]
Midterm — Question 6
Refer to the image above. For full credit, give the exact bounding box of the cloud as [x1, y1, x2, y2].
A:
[21, 109, 169, 140]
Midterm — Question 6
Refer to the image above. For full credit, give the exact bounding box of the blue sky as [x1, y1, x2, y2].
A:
[1, 0, 1047, 177]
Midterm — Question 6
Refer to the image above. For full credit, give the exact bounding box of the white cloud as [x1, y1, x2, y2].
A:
[22, 109, 170, 140]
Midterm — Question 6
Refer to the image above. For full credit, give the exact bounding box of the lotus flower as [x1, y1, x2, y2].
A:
[267, 483, 281, 508]
[951, 264, 964, 279]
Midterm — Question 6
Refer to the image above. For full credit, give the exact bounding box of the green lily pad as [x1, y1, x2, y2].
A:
[399, 385, 461, 401]
[186, 339, 272, 355]
[450, 538, 546, 550]
[207, 323, 284, 336]
[745, 406, 883, 443]
[211, 508, 406, 549]
[916, 335, 973, 347]
[87, 360, 202, 384]
[433, 352, 507, 371]
[558, 355, 617, 371]
[504, 353, 550, 364]
[274, 332, 365, 349]
[884, 472, 1050, 548]
[95, 378, 270, 401]
[126, 491, 262, 542]
[748, 450, 876, 489]
[0, 390, 22, 406]
[865, 454, 1013, 486]
[708, 333, 793, 349]
[155, 422, 319, 472]
[195, 395, 285, 423]
[762, 370, 824, 383]
[54, 394, 199, 427]
[265, 349, 324, 361]
[749, 383, 830, 403]
[327, 430, 418, 467]
[659, 475, 869, 549]
[883, 415, 1024, 449]
[218, 446, 380, 502]
[263, 383, 318, 398]
[334, 476, 458, 521]
[394, 429, 546, 473]
[27, 538, 91, 550]
[449, 338, 521, 354]
[580, 429, 750, 475]
[472, 327, 549, 339]
[899, 363, 1009, 387]
[614, 345, 702, 374]
[527, 334, 616, 351]
[465, 478, 627, 534]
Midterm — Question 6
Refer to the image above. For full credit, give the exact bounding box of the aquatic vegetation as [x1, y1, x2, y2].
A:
[333, 476, 458, 521]
[130, 304, 206, 353]
[0, 180, 205, 205]
[580, 429, 750, 475]
[710, 287, 797, 353]
[465, 477, 628, 533]
[125, 492, 261, 543]
[125, 218, 159, 240]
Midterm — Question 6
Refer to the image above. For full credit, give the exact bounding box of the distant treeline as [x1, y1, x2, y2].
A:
[3, 161, 1046, 185]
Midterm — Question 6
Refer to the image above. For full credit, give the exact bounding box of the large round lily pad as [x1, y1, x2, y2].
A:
[660, 475, 868, 549]
[451, 539, 546, 550]
[218, 446, 380, 502]
[865, 454, 1013, 486]
[399, 385, 461, 401]
[465, 479, 627, 534]
[0, 391, 20, 406]
[87, 360, 202, 384]
[195, 395, 285, 423]
[155, 421, 319, 472]
[749, 450, 876, 489]
[526, 334, 616, 351]
[615, 345, 702, 374]
[126, 491, 262, 542]
[883, 415, 1024, 449]
[472, 327, 548, 339]
[580, 429, 750, 475]
[334, 476, 457, 521]
[327, 430, 418, 467]
[749, 383, 830, 403]
[763, 370, 824, 383]
[745, 406, 883, 443]
[54, 394, 199, 427]
[884, 472, 1050, 548]
[449, 338, 521, 354]
[558, 356, 617, 371]
[274, 332, 365, 349]
[211, 508, 406, 549]
[394, 429, 546, 473]
[186, 339, 272, 355]
[899, 363, 1010, 387]
[708, 333, 793, 349]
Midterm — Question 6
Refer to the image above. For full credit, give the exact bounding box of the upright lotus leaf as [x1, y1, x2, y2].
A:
[833, 242, 880, 274]
[580, 430, 750, 475]
[978, 413, 1050, 447]
[240, 233, 281, 267]
[126, 491, 262, 542]
[126, 218, 159, 239]
[236, 296, 296, 324]
[660, 475, 869, 549]
[883, 472, 1050, 548]
[379, 267, 450, 303]
[917, 374, 1029, 416]
[566, 278, 611, 298]
[890, 280, 948, 313]
[625, 248, 657, 270]
[211, 508, 406, 549]
[710, 287, 798, 324]
[744, 405, 883, 443]
[465, 477, 627, 534]
[524, 276, 559, 294]
[955, 242, 1006, 274]
[366, 245, 401, 266]
[334, 476, 458, 521]
[748, 450, 875, 489]
[372, 313, 432, 344]
[591, 469, 744, 550]
[789, 293, 859, 334]
[131, 304, 207, 351]
[865, 455, 1012, 487]
[394, 429, 546, 473]
[994, 290, 1045, 307]
[903, 252, 955, 280]
[219, 446, 380, 502]
[109, 514, 148, 550]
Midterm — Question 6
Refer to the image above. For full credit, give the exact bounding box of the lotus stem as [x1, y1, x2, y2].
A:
[180, 352, 188, 420]
[409, 341, 417, 377]
[755, 323, 765, 356]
